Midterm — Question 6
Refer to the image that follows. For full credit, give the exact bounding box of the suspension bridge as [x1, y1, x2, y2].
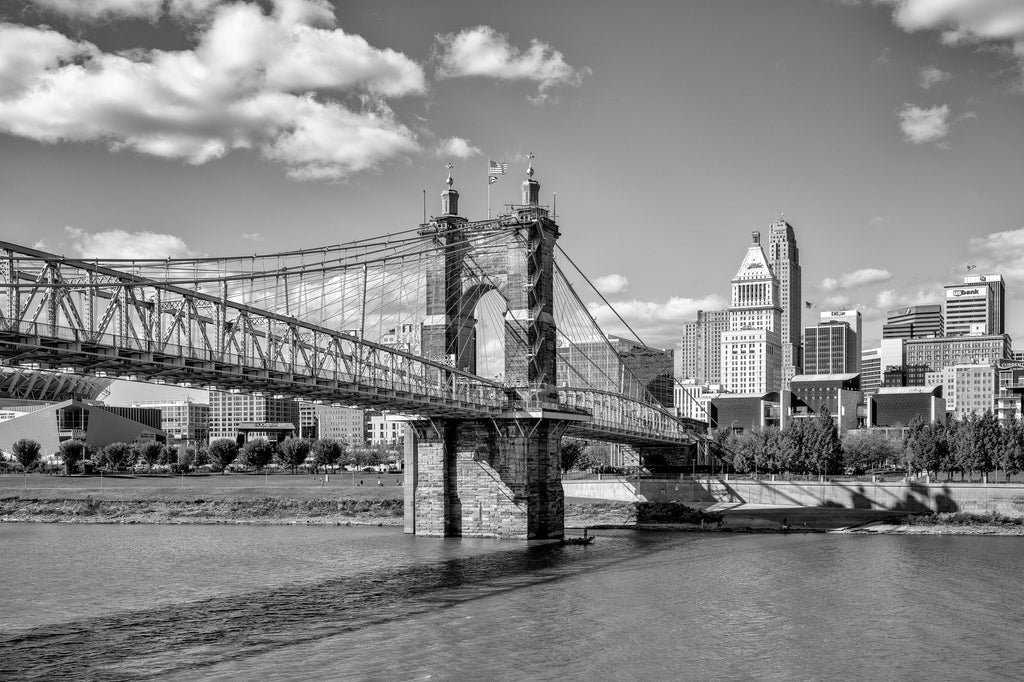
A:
[0, 163, 704, 538]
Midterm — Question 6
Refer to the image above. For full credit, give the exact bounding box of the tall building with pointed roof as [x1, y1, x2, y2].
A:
[768, 217, 802, 390]
[720, 231, 782, 394]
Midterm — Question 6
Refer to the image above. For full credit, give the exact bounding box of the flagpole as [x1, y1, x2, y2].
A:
[487, 168, 491, 219]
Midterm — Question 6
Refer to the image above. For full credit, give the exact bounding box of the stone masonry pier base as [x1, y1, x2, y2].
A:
[404, 418, 566, 539]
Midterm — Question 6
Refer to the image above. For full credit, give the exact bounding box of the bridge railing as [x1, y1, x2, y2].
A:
[0, 243, 507, 413]
[558, 387, 698, 444]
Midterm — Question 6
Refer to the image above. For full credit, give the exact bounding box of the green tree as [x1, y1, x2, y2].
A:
[208, 438, 239, 473]
[808, 410, 843, 476]
[779, 419, 811, 474]
[277, 438, 312, 473]
[310, 439, 345, 473]
[906, 422, 947, 478]
[726, 429, 757, 473]
[842, 430, 898, 474]
[560, 439, 593, 472]
[240, 438, 275, 472]
[12, 438, 42, 472]
[948, 415, 978, 479]
[100, 442, 136, 472]
[971, 410, 1001, 482]
[1003, 417, 1024, 479]
[136, 442, 163, 472]
[58, 439, 87, 475]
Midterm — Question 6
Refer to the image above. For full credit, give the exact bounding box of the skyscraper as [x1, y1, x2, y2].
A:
[676, 309, 728, 383]
[720, 231, 782, 394]
[818, 309, 862, 373]
[803, 320, 857, 375]
[768, 217, 802, 390]
[944, 274, 1005, 336]
[882, 305, 944, 339]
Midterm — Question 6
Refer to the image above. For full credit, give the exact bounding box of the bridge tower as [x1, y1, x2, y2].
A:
[406, 160, 574, 539]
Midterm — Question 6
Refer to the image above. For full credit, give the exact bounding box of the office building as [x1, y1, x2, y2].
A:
[904, 334, 1011, 383]
[559, 335, 674, 408]
[369, 412, 410, 445]
[677, 310, 728, 384]
[861, 339, 905, 394]
[925, 364, 997, 419]
[298, 403, 367, 445]
[818, 309, 861, 373]
[132, 398, 209, 449]
[882, 305, 943, 339]
[768, 218, 802, 389]
[803, 320, 858, 375]
[720, 232, 782, 395]
[209, 390, 300, 441]
[673, 380, 723, 423]
[789, 373, 862, 432]
[944, 274, 1005, 336]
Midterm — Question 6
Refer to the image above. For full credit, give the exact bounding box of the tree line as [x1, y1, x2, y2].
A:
[716, 410, 1024, 481]
[8, 436, 404, 475]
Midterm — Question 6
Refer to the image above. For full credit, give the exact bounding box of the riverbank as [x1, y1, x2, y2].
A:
[3, 475, 1023, 534]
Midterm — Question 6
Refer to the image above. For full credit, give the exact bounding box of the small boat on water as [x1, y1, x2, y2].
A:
[561, 530, 595, 545]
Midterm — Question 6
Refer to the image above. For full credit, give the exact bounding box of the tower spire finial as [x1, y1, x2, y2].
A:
[445, 161, 454, 187]
[526, 152, 534, 178]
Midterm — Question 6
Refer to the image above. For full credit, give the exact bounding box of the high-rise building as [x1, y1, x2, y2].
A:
[903, 334, 1011, 384]
[882, 305, 944, 339]
[818, 309, 862, 373]
[803, 321, 858, 375]
[720, 231, 782, 394]
[209, 391, 300, 441]
[132, 398, 210, 449]
[559, 335, 674, 408]
[861, 339, 904, 395]
[297, 403, 367, 444]
[676, 310, 728, 383]
[925, 364, 997, 419]
[944, 274, 1004, 336]
[768, 218, 802, 389]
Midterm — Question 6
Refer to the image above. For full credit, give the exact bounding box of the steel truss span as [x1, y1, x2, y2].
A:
[0, 235, 698, 446]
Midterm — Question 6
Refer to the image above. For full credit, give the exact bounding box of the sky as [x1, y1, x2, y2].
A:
[1, 0, 1024, 403]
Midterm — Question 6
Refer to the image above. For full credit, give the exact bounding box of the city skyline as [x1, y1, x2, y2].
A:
[2, 0, 1024, 410]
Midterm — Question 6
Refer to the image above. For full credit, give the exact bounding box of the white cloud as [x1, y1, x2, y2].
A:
[873, 286, 939, 311]
[0, 1, 425, 180]
[967, 227, 1024, 279]
[30, 0, 166, 21]
[822, 295, 852, 308]
[898, 103, 951, 144]
[435, 137, 481, 159]
[31, 0, 228, 21]
[820, 268, 894, 291]
[64, 226, 198, 259]
[592, 274, 630, 295]
[919, 65, 951, 88]
[585, 294, 727, 347]
[434, 26, 589, 104]
[241, 232, 263, 241]
[879, 0, 1024, 85]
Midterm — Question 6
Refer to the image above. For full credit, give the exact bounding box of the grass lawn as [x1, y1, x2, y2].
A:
[0, 471, 405, 503]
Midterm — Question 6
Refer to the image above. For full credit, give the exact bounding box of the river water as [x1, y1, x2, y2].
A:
[2, 524, 1023, 681]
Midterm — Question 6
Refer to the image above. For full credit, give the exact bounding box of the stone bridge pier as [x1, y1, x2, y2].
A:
[406, 160, 574, 539]
[403, 417, 570, 539]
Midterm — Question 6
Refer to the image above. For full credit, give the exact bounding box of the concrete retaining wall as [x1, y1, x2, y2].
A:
[565, 476, 1024, 517]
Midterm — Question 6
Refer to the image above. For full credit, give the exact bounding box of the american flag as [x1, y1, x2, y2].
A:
[488, 160, 508, 176]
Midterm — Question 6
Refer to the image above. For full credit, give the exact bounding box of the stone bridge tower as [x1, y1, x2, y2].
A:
[406, 160, 576, 539]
